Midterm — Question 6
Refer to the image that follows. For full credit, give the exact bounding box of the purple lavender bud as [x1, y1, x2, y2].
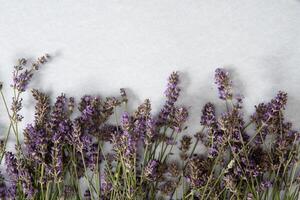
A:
[12, 69, 33, 92]
[100, 175, 112, 194]
[145, 118, 156, 145]
[11, 97, 23, 121]
[253, 91, 288, 124]
[214, 68, 233, 100]
[208, 146, 218, 158]
[157, 72, 181, 125]
[7, 185, 17, 199]
[87, 143, 101, 171]
[267, 91, 288, 119]
[186, 156, 210, 188]
[11, 55, 49, 92]
[271, 91, 288, 111]
[50, 94, 68, 131]
[144, 159, 159, 181]
[5, 152, 18, 181]
[81, 134, 93, 151]
[24, 124, 48, 162]
[171, 106, 188, 132]
[18, 165, 36, 199]
[133, 118, 146, 139]
[50, 144, 63, 183]
[5, 152, 18, 198]
[82, 105, 95, 120]
[200, 102, 216, 126]
[121, 112, 132, 132]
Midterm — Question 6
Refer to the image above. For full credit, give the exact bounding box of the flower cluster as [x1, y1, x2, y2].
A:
[0, 56, 298, 200]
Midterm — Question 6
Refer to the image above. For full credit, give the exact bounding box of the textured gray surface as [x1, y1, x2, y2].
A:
[0, 0, 299, 149]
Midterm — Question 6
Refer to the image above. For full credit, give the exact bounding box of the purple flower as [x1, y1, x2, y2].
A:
[11, 55, 49, 92]
[82, 105, 95, 120]
[208, 146, 218, 158]
[12, 69, 33, 92]
[11, 97, 24, 121]
[214, 68, 233, 100]
[49, 143, 63, 183]
[200, 102, 216, 126]
[267, 91, 287, 119]
[157, 72, 181, 126]
[18, 164, 36, 199]
[5, 152, 18, 181]
[171, 106, 189, 132]
[144, 159, 159, 181]
[24, 124, 48, 162]
[50, 94, 68, 131]
[70, 118, 92, 152]
[5, 152, 18, 198]
[87, 143, 101, 171]
[252, 91, 288, 124]
[121, 112, 132, 132]
[186, 156, 210, 188]
[100, 174, 112, 195]
[145, 118, 156, 145]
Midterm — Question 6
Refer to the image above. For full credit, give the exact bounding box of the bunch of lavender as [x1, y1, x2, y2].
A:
[0, 56, 299, 200]
[172, 68, 300, 200]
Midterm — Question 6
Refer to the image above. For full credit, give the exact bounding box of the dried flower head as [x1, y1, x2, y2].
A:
[159, 180, 177, 196]
[186, 155, 211, 188]
[32, 89, 50, 126]
[200, 102, 216, 126]
[179, 135, 192, 152]
[158, 71, 181, 126]
[170, 106, 188, 132]
[167, 161, 180, 177]
[214, 68, 233, 100]
[12, 54, 49, 92]
[144, 159, 159, 181]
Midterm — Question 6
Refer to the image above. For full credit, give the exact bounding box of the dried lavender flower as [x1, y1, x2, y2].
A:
[158, 71, 181, 126]
[186, 155, 211, 188]
[200, 102, 216, 126]
[144, 159, 159, 181]
[214, 68, 233, 100]
[167, 161, 180, 177]
[145, 118, 156, 146]
[31, 89, 50, 126]
[12, 54, 49, 92]
[160, 180, 177, 196]
[170, 106, 188, 132]
[5, 152, 18, 198]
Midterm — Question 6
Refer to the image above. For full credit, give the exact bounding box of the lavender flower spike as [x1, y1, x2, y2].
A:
[144, 159, 159, 181]
[12, 54, 49, 92]
[200, 102, 216, 126]
[214, 68, 233, 100]
[158, 71, 181, 125]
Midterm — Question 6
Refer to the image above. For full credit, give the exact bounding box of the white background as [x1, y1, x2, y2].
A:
[0, 0, 300, 146]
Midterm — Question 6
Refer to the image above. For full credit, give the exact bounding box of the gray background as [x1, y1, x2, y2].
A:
[0, 0, 300, 149]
